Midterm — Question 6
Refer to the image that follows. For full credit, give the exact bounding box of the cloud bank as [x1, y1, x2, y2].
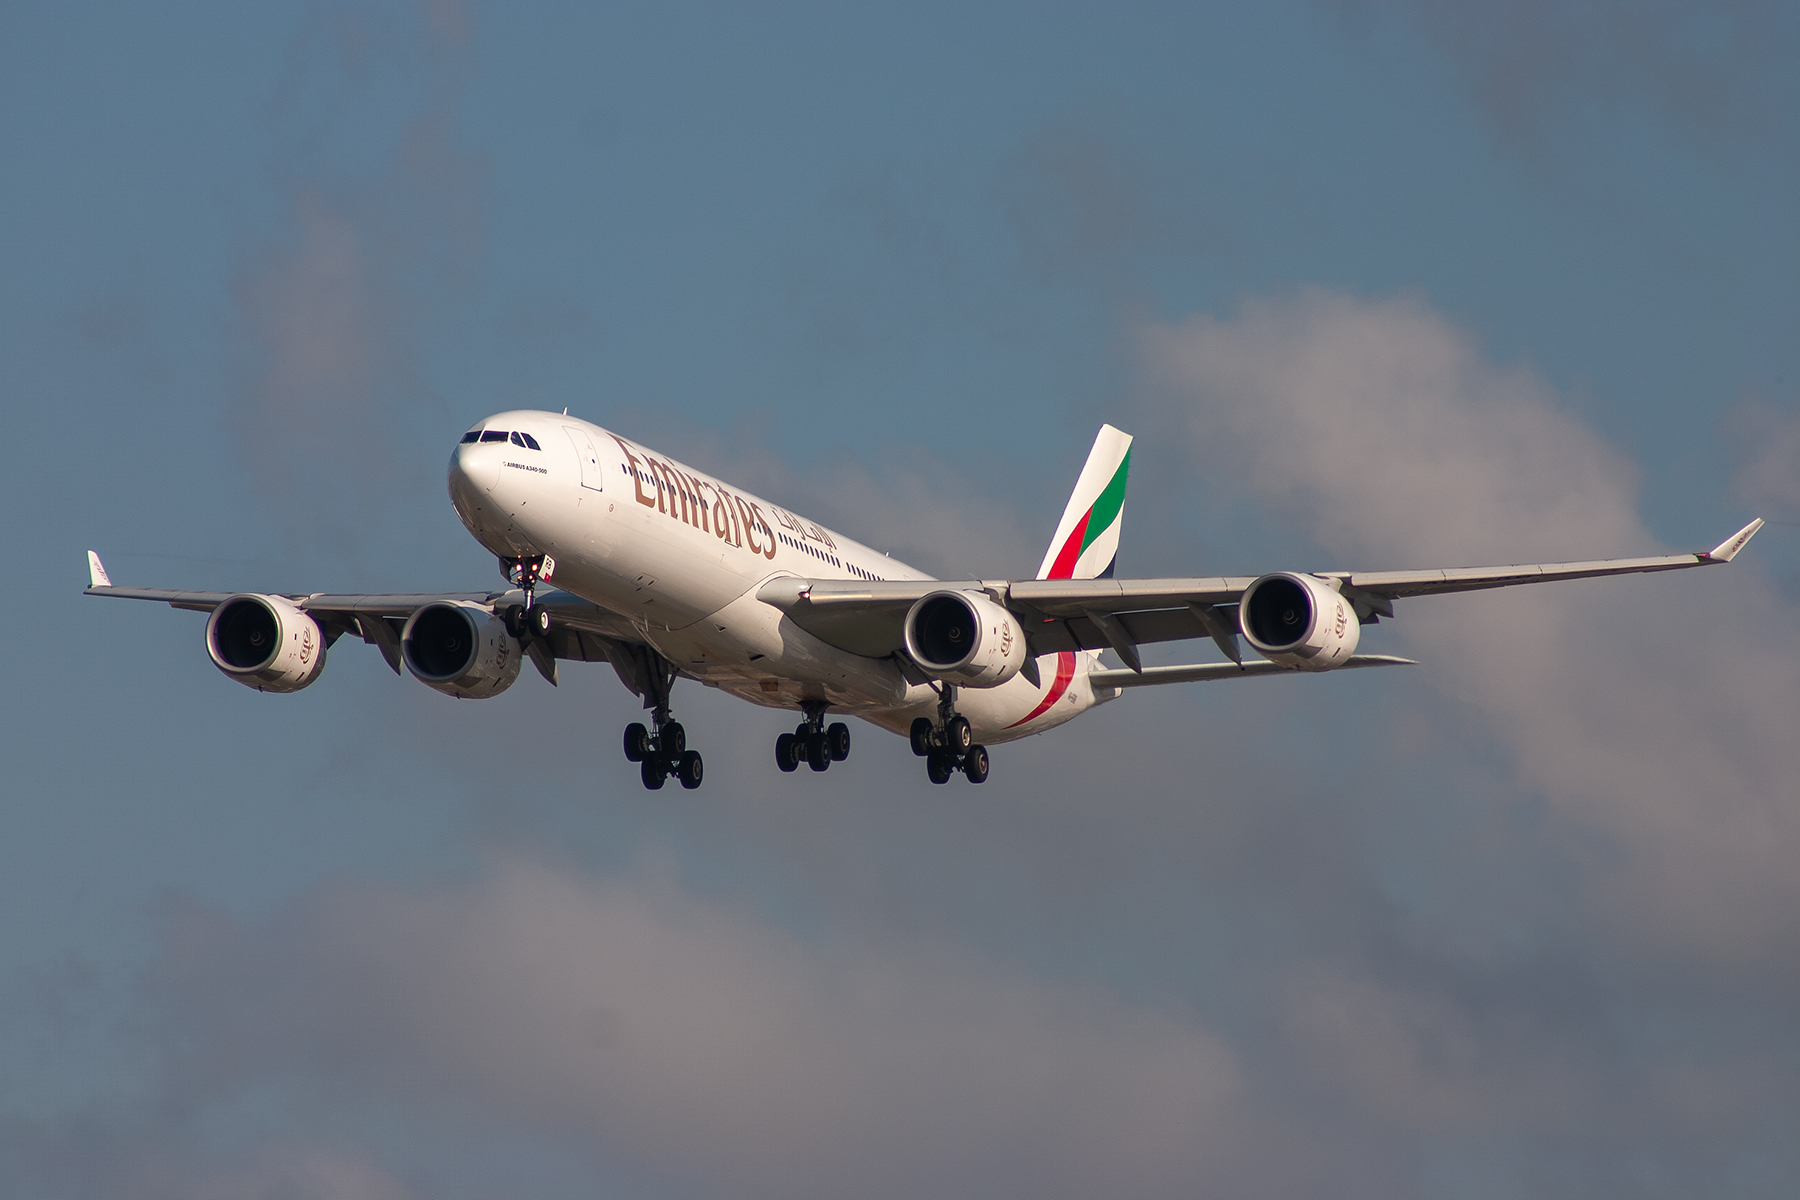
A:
[1144, 288, 1800, 961]
[13, 289, 1797, 1199]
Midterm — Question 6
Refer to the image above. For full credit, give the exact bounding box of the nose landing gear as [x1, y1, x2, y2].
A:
[499, 555, 553, 635]
[909, 685, 990, 784]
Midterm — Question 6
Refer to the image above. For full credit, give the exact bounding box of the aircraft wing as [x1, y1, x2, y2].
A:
[758, 519, 1765, 663]
[84, 552, 648, 686]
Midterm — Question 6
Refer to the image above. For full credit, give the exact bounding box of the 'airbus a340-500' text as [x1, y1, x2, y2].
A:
[87, 414, 1765, 789]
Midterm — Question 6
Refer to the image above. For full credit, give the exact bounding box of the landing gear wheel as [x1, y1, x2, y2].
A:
[502, 604, 528, 639]
[662, 722, 686, 755]
[944, 715, 972, 755]
[676, 750, 704, 790]
[909, 718, 933, 757]
[963, 745, 989, 784]
[529, 606, 552, 638]
[775, 732, 800, 772]
[827, 722, 850, 762]
[641, 757, 667, 790]
[623, 723, 650, 762]
[806, 732, 831, 772]
[926, 752, 953, 785]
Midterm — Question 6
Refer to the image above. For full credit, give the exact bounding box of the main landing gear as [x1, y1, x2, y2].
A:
[624, 717, 703, 790]
[909, 684, 990, 784]
[775, 700, 850, 774]
[613, 642, 703, 790]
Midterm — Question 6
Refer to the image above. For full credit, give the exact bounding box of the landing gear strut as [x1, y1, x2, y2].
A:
[909, 684, 990, 784]
[613, 643, 703, 790]
[775, 700, 850, 774]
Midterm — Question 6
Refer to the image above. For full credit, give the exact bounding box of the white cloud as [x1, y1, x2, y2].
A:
[161, 855, 1244, 1200]
[1143, 287, 1800, 961]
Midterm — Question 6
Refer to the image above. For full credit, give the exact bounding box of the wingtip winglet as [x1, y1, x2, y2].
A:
[86, 550, 112, 588]
[1705, 518, 1765, 563]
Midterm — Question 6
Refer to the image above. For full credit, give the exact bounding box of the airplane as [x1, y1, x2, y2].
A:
[85, 414, 1765, 790]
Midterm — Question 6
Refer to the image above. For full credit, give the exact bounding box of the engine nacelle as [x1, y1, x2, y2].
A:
[206, 594, 327, 693]
[401, 602, 522, 699]
[903, 589, 1028, 688]
[1239, 572, 1361, 670]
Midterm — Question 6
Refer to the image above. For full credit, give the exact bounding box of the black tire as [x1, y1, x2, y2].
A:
[963, 745, 989, 784]
[909, 717, 933, 757]
[502, 604, 527, 639]
[662, 722, 686, 755]
[945, 715, 972, 754]
[676, 750, 704, 790]
[926, 752, 953, 785]
[806, 731, 831, 772]
[775, 732, 799, 772]
[827, 722, 850, 762]
[623, 722, 650, 762]
[529, 605, 553, 638]
[641, 757, 667, 790]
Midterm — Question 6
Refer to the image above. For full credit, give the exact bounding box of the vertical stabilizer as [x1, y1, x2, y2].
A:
[1037, 425, 1133, 580]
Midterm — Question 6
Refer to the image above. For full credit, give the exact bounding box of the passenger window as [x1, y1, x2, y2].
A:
[460, 431, 480, 443]
[480, 430, 508, 443]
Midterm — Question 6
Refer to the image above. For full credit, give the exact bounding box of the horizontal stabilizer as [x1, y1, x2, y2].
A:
[1089, 654, 1416, 689]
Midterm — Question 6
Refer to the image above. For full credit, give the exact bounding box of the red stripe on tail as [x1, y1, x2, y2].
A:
[1046, 513, 1090, 581]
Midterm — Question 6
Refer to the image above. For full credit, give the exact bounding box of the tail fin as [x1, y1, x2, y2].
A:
[1037, 425, 1132, 580]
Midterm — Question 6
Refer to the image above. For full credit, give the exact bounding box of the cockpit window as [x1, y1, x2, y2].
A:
[460, 430, 480, 443]
[479, 430, 509, 443]
[521, 432, 541, 450]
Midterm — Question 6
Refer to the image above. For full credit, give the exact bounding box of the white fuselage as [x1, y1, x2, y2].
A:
[447, 411, 1109, 743]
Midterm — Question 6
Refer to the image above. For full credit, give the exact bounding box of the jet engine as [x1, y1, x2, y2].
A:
[1239, 572, 1361, 670]
[401, 602, 522, 699]
[903, 589, 1028, 688]
[206, 594, 327, 693]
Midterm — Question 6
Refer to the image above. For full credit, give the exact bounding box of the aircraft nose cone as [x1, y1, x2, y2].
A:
[447, 442, 504, 536]
[449, 442, 500, 496]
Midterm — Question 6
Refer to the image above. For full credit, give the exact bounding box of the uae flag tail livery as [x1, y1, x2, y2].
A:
[1010, 425, 1133, 730]
[1037, 424, 1132, 582]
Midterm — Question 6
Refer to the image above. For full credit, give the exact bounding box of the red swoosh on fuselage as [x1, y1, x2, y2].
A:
[1007, 651, 1076, 728]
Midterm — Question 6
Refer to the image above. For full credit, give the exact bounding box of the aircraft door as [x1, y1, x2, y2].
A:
[564, 427, 605, 492]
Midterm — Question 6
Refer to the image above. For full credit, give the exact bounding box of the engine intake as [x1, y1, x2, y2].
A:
[206, 594, 327, 693]
[903, 590, 1028, 688]
[401, 602, 522, 698]
[1239, 572, 1360, 670]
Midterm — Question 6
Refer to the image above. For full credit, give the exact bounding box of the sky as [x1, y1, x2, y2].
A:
[2, 2, 1798, 1197]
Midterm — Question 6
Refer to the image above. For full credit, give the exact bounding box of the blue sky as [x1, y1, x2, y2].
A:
[3, 3, 1798, 1198]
